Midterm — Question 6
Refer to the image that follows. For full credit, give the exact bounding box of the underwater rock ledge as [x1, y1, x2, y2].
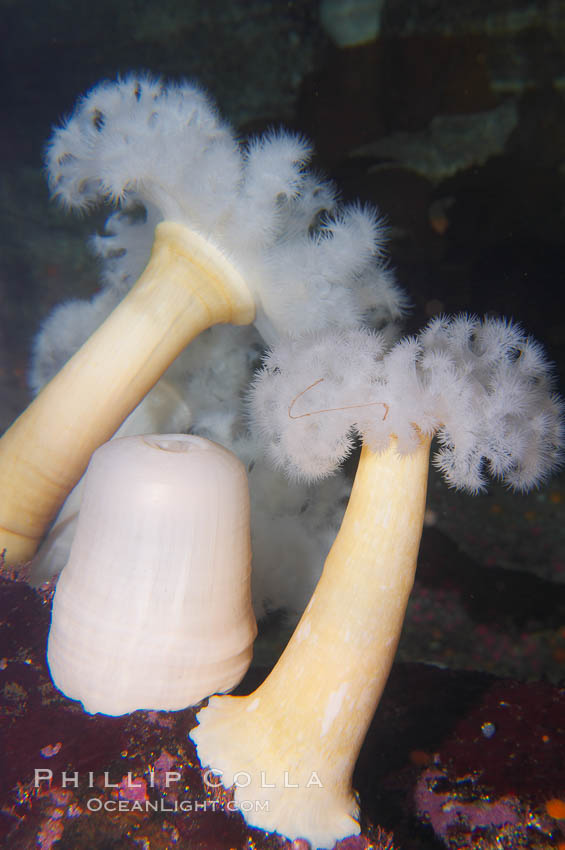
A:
[0, 572, 564, 849]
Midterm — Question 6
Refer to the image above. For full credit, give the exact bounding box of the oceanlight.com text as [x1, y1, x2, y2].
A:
[86, 798, 269, 814]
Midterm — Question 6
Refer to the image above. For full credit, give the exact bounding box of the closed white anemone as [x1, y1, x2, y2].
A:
[47, 434, 256, 715]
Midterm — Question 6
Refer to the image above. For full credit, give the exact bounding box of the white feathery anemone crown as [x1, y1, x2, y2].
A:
[250, 315, 564, 492]
[46, 73, 407, 342]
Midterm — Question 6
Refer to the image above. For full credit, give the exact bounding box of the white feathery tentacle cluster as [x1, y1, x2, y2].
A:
[46, 73, 407, 344]
[250, 316, 564, 492]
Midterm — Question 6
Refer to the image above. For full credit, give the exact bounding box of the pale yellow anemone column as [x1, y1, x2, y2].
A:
[191, 436, 432, 848]
[0, 222, 254, 564]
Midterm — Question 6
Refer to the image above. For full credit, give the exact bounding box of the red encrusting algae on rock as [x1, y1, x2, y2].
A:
[0, 572, 396, 849]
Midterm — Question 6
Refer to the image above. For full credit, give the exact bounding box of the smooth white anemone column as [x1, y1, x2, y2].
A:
[47, 433, 256, 715]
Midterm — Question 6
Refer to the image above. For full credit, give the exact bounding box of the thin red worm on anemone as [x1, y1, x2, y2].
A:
[288, 378, 389, 420]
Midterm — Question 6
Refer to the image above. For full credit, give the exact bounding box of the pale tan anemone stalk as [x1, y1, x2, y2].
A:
[191, 435, 432, 848]
[0, 222, 254, 564]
